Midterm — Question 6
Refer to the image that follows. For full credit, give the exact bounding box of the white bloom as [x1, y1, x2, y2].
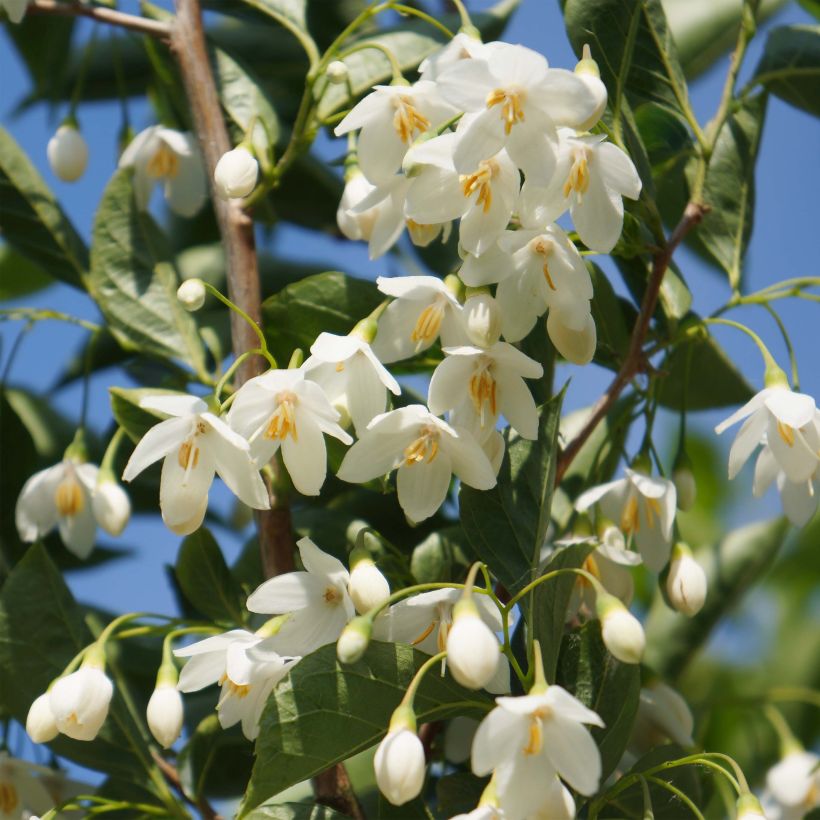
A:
[665, 544, 707, 616]
[214, 146, 258, 199]
[436, 42, 599, 184]
[418, 31, 487, 82]
[372, 275, 467, 363]
[16, 460, 99, 559]
[146, 682, 184, 748]
[521, 130, 641, 253]
[576, 468, 677, 572]
[49, 665, 113, 742]
[92, 477, 131, 537]
[471, 686, 604, 818]
[446, 600, 502, 690]
[716, 386, 820, 484]
[25, 694, 59, 744]
[597, 594, 645, 664]
[450, 808, 506, 820]
[47, 124, 88, 182]
[0, 753, 54, 820]
[334, 80, 456, 184]
[1, 0, 28, 24]
[629, 680, 694, 754]
[462, 292, 502, 349]
[177, 278, 206, 311]
[228, 368, 352, 496]
[337, 405, 497, 523]
[374, 727, 426, 806]
[123, 394, 270, 535]
[753, 442, 819, 526]
[336, 616, 372, 664]
[119, 125, 206, 217]
[303, 332, 401, 436]
[762, 750, 820, 820]
[428, 342, 543, 442]
[530, 777, 577, 820]
[246, 537, 356, 655]
[348, 559, 391, 615]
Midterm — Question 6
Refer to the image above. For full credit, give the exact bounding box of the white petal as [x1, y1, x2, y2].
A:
[727, 410, 768, 480]
[436, 59, 496, 110]
[598, 141, 642, 199]
[404, 166, 466, 224]
[753, 446, 779, 497]
[344, 354, 390, 436]
[159, 447, 215, 528]
[444, 429, 498, 490]
[428, 354, 477, 415]
[139, 394, 207, 417]
[123, 416, 192, 482]
[714, 388, 771, 434]
[298, 536, 349, 581]
[778, 475, 818, 527]
[58, 503, 97, 559]
[118, 126, 159, 169]
[335, 89, 392, 134]
[541, 714, 601, 795]
[371, 299, 436, 363]
[530, 68, 600, 129]
[547, 311, 597, 366]
[495, 754, 557, 820]
[246, 571, 327, 614]
[208, 428, 270, 510]
[471, 706, 526, 776]
[396, 455, 453, 522]
[15, 464, 64, 542]
[281, 412, 328, 496]
[337, 430, 408, 483]
[575, 478, 624, 512]
[544, 685, 605, 727]
[453, 107, 508, 174]
[763, 388, 816, 428]
[571, 169, 623, 253]
[766, 413, 820, 483]
[165, 150, 206, 217]
[494, 369, 539, 440]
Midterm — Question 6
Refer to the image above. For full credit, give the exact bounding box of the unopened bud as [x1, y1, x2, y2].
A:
[26, 693, 59, 743]
[147, 677, 184, 749]
[337, 171, 378, 241]
[326, 60, 349, 84]
[348, 553, 390, 615]
[214, 146, 259, 200]
[177, 278, 206, 311]
[93, 476, 131, 537]
[47, 124, 89, 182]
[736, 793, 766, 820]
[444, 273, 465, 303]
[406, 218, 445, 247]
[546, 310, 596, 366]
[446, 598, 500, 690]
[49, 660, 113, 741]
[673, 466, 697, 511]
[337, 616, 372, 664]
[665, 543, 707, 617]
[574, 45, 607, 131]
[374, 713, 425, 806]
[463, 291, 501, 348]
[597, 593, 645, 664]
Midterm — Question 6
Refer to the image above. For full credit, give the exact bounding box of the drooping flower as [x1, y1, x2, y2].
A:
[122, 394, 269, 534]
[665, 542, 707, 616]
[48, 663, 114, 742]
[446, 598, 503, 690]
[374, 723, 427, 806]
[418, 31, 487, 82]
[118, 125, 207, 217]
[761, 750, 820, 820]
[228, 368, 352, 496]
[628, 680, 694, 758]
[0, 753, 54, 820]
[146, 681, 184, 749]
[754, 443, 819, 526]
[462, 291, 503, 349]
[596, 593, 645, 664]
[25, 694, 58, 744]
[337, 405, 497, 523]
[47, 124, 89, 182]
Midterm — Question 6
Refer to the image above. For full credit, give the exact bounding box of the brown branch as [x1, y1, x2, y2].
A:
[152, 751, 223, 820]
[313, 764, 365, 820]
[554, 200, 708, 485]
[27, 0, 171, 38]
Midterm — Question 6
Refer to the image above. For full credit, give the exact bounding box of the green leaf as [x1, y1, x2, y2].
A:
[589, 262, 635, 369]
[175, 528, 246, 624]
[89, 168, 208, 375]
[533, 543, 595, 682]
[615, 254, 693, 324]
[241, 642, 491, 815]
[109, 386, 191, 443]
[245, 803, 348, 820]
[557, 621, 640, 782]
[0, 244, 52, 300]
[411, 526, 471, 584]
[437, 772, 488, 819]
[0, 127, 89, 290]
[753, 24, 820, 117]
[459, 391, 565, 594]
[261, 271, 382, 366]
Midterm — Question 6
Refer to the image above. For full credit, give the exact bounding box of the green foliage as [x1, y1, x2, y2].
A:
[754, 24, 820, 117]
[110, 386, 190, 442]
[244, 803, 348, 820]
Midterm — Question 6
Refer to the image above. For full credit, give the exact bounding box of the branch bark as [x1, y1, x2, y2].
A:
[27, 0, 171, 38]
[554, 200, 708, 484]
[152, 751, 223, 820]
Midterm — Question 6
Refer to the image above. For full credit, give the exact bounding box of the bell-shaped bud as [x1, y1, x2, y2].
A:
[596, 593, 645, 664]
[546, 311, 597, 366]
[445, 598, 500, 690]
[47, 123, 89, 182]
[574, 44, 608, 131]
[735, 793, 766, 820]
[348, 551, 391, 615]
[665, 543, 707, 617]
[214, 146, 259, 200]
[337, 170, 379, 241]
[374, 706, 426, 806]
[463, 290, 502, 348]
[337, 615, 373, 664]
[49, 648, 113, 742]
[147, 666, 184, 749]
[326, 60, 350, 84]
[672, 453, 697, 512]
[444, 273, 465, 303]
[177, 278, 206, 312]
[26, 692, 59, 743]
[92, 473, 131, 537]
[406, 218, 446, 248]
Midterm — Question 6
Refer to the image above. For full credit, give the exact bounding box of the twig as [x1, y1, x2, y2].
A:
[555, 201, 707, 484]
[152, 751, 222, 820]
[27, 0, 171, 38]
[313, 764, 365, 820]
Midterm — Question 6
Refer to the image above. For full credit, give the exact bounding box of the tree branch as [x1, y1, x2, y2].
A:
[152, 751, 222, 820]
[555, 200, 708, 484]
[27, 0, 171, 38]
[313, 764, 365, 820]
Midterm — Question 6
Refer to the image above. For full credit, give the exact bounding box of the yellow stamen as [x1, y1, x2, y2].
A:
[644, 496, 662, 529]
[177, 439, 201, 471]
[469, 365, 498, 425]
[436, 618, 451, 652]
[335, 361, 345, 373]
[410, 621, 436, 646]
[579, 555, 601, 588]
[0, 783, 19, 814]
[265, 393, 298, 442]
[620, 494, 640, 534]
[531, 237, 557, 290]
[393, 95, 431, 143]
[55, 475, 84, 516]
[323, 585, 341, 605]
[486, 88, 525, 135]
[523, 716, 543, 755]
[776, 420, 795, 447]
[411, 301, 445, 344]
[219, 674, 251, 698]
[460, 160, 498, 213]
[146, 142, 179, 179]
[403, 428, 440, 466]
[562, 148, 591, 201]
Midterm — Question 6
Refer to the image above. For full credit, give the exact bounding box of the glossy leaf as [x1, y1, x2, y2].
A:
[245, 804, 348, 820]
[410, 526, 471, 584]
[589, 262, 635, 369]
[0, 244, 52, 300]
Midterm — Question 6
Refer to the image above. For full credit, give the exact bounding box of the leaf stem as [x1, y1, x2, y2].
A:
[26, 0, 172, 38]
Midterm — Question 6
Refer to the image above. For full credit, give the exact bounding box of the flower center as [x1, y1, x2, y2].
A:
[177, 440, 201, 471]
[580, 554, 601, 588]
[469, 361, 498, 424]
[460, 160, 498, 213]
[323, 585, 342, 606]
[393, 95, 431, 143]
[219, 674, 251, 698]
[406, 219, 442, 247]
[531, 237, 557, 290]
[265, 392, 298, 441]
[776, 419, 795, 447]
[403, 426, 440, 466]
[486, 88, 525, 135]
[410, 299, 446, 345]
[522, 707, 552, 756]
[147, 142, 179, 179]
[562, 148, 591, 200]
[0, 783, 19, 814]
[54, 473, 84, 517]
[620, 494, 640, 534]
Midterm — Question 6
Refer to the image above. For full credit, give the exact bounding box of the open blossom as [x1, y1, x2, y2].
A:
[118, 125, 206, 217]
[303, 332, 401, 436]
[761, 750, 820, 820]
[418, 31, 487, 81]
[337, 405, 497, 523]
[0, 753, 55, 819]
[372, 275, 467, 363]
[228, 368, 352, 496]
[754, 443, 819, 526]
[334, 80, 456, 184]
[123, 394, 270, 535]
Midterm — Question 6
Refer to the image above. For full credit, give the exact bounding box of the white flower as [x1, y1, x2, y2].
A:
[16, 460, 100, 559]
[0, 753, 54, 820]
[530, 777, 577, 820]
[119, 125, 206, 217]
[92, 476, 131, 537]
[597, 594, 645, 664]
[146, 682, 184, 749]
[374, 726, 426, 806]
[462, 292, 502, 349]
[246, 537, 356, 655]
[177, 278, 206, 311]
[228, 368, 352, 496]
[337, 616, 372, 664]
[49, 665, 113, 742]
[25, 694, 58, 744]
[629, 680, 694, 754]
[762, 750, 820, 820]
[334, 80, 456, 184]
[446, 600, 502, 690]
[576, 468, 677, 572]
[213, 146, 258, 199]
[428, 342, 543, 442]
[471, 686, 604, 818]
[123, 394, 270, 535]
[403, 132, 520, 256]
[372, 275, 468, 363]
[753, 441, 819, 526]
[521, 130, 641, 253]
[418, 31, 487, 82]
[665, 543, 707, 616]
[716, 386, 820, 485]
[573, 45, 608, 131]
[47, 124, 88, 182]
[436, 42, 600, 184]
[0, 0, 27, 24]
[348, 559, 391, 615]
[303, 332, 401, 436]
[337, 405, 497, 523]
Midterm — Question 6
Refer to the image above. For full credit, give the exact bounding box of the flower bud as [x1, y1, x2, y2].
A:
[337, 616, 372, 664]
[673, 464, 697, 512]
[546, 310, 596, 366]
[574, 45, 608, 131]
[177, 278, 206, 311]
[26, 692, 59, 743]
[147, 680, 184, 749]
[92, 477, 131, 537]
[665, 543, 707, 617]
[326, 60, 350, 84]
[463, 291, 501, 348]
[214, 146, 259, 200]
[337, 171, 379, 241]
[735, 793, 766, 820]
[446, 598, 500, 690]
[348, 556, 390, 615]
[374, 718, 426, 806]
[406, 218, 446, 248]
[47, 124, 89, 182]
[49, 660, 113, 741]
[596, 593, 645, 664]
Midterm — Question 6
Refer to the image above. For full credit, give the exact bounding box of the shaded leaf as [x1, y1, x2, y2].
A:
[0, 244, 52, 300]
[754, 24, 820, 117]
[245, 803, 347, 820]
[109, 386, 191, 443]
[410, 526, 471, 584]
[589, 262, 635, 369]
